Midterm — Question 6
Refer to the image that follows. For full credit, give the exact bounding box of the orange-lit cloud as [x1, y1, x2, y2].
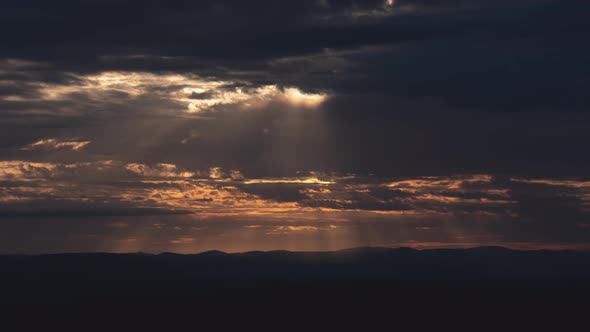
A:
[0, 161, 588, 253]
[170, 237, 195, 245]
[510, 177, 590, 189]
[126, 163, 196, 178]
[22, 138, 91, 151]
[243, 178, 335, 185]
[0, 162, 521, 218]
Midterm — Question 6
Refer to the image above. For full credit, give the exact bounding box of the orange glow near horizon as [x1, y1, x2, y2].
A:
[1, 159, 589, 253]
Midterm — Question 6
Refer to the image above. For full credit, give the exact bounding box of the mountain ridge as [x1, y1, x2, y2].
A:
[2, 245, 587, 258]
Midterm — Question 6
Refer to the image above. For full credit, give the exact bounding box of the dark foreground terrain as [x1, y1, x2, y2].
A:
[1, 247, 589, 331]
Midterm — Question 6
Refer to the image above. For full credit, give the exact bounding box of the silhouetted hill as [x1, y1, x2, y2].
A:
[2, 246, 590, 281]
[1, 247, 589, 331]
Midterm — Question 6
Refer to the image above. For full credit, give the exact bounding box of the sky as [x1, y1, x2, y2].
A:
[1, 0, 589, 253]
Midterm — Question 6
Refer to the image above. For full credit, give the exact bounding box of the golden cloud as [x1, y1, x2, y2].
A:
[35, 71, 329, 113]
[22, 138, 91, 151]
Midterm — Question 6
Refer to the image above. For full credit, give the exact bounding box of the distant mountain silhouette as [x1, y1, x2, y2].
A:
[1, 247, 589, 331]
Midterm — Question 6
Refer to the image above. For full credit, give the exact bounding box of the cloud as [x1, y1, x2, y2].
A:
[180, 130, 201, 144]
[126, 163, 196, 179]
[0, 161, 588, 252]
[1, 0, 587, 115]
[243, 178, 335, 185]
[0, 160, 581, 235]
[170, 237, 195, 245]
[0, 2, 587, 187]
[0, 161, 523, 217]
[0, 0, 589, 253]
[2, 70, 329, 114]
[266, 225, 322, 235]
[21, 138, 91, 151]
[0, 199, 191, 218]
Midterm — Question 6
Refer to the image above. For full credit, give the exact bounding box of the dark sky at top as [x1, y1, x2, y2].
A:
[0, 0, 589, 253]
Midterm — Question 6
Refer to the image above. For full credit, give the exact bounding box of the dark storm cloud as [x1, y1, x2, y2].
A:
[1, 0, 589, 177]
[1, 1, 589, 180]
[0, 0, 394, 63]
[1, 0, 589, 112]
